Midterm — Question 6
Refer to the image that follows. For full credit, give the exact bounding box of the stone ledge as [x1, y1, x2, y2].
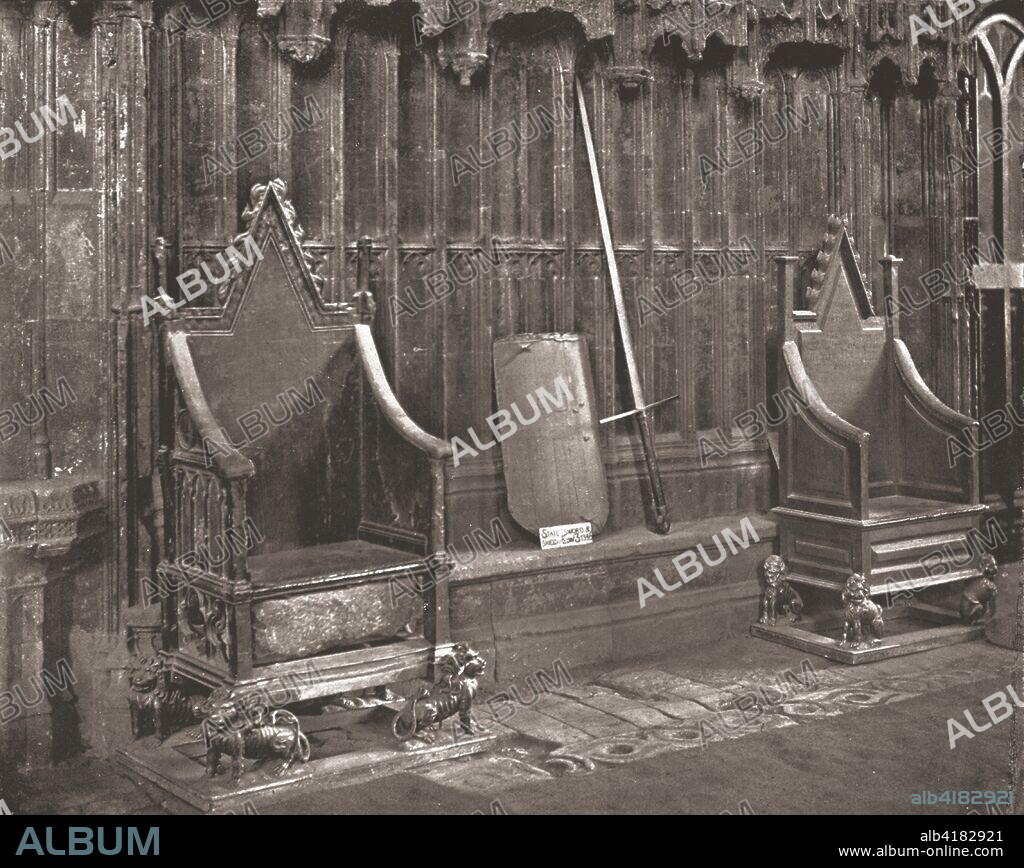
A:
[448, 511, 777, 585]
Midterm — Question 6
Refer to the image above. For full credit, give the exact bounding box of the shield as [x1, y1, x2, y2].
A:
[493, 333, 609, 537]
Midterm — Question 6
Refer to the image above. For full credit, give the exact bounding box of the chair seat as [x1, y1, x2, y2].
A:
[866, 495, 982, 523]
[248, 539, 425, 595]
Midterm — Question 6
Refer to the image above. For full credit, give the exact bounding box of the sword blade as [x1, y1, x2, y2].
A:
[575, 76, 645, 410]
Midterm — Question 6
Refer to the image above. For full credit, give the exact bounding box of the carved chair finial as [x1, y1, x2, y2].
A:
[804, 214, 846, 308]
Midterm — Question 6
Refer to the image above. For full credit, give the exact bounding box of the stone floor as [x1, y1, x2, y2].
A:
[3, 635, 1021, 815]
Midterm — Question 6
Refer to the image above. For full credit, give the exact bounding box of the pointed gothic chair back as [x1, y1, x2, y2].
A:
[167, 231, 356, 558]
[159, 180, 451, 694]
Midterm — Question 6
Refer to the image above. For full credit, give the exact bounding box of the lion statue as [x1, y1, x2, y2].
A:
[392, 643, 487, 744]
[127, 654, 195, 741]
[960, 553, 998, 625]
[198, 689, 311, 784]
[759, 555, 804, 626]
[841, 573, 885, 648]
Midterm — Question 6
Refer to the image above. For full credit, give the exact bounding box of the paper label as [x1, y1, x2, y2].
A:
[539, 522, 593, 550]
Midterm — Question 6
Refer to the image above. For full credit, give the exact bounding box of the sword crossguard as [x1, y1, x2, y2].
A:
[599, 394, 680, 426]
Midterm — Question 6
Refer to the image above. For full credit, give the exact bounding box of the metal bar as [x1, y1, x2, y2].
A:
[575, 75, 671, 534]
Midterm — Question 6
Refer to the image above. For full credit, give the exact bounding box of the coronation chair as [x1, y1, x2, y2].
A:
[758, 217, 988, 659]
[157, 180, 453, 700]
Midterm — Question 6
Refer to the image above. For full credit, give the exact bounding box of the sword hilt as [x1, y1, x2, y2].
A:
[635, 411, 671, 535]
[653, 503, 671, 535]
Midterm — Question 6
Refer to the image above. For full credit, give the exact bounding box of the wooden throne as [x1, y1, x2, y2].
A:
[753, 217, 989, 661]
[157, 179, 453, 700]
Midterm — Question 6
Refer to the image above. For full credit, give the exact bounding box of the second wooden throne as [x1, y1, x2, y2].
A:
[753, 217, 991, 662]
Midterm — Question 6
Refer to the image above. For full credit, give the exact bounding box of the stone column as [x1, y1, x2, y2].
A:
[94, 0, 154, 632]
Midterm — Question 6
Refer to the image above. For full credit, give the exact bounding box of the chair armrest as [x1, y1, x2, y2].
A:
[354, 324, 453, 460]
[165, 330, 255, 479]
[783, 343, 869, 446]
[892, 339, 977, 434]
[891, 339, 978, 504]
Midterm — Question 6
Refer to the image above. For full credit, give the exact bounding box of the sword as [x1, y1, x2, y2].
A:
[575, 76, 674, 535]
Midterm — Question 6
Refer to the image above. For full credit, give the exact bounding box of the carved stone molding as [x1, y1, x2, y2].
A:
[610, 0, 650, 90]
[260, 0, 333, 64]
[133, 0, 975, 85]
[648, 1, 750, 60]
[484, 0, 615, 41]
[0, 479, 105, 556]
[0, 478, 105, 769]
[256, 0, 287, 15]
[758, 0, 850, 56]
[730, 72, 766, 102]
[607, 65, 653, 91]
[427, 0, 490, 85]
[447, 49, 489, 86]
[94, 0, 153, 24]
[278, 32, 331, 62]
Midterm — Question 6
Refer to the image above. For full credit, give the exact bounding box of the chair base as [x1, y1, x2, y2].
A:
[161, 537, 443, 698]
[750, 603, 984, 665]
[774, 499, 988, 596]
[164, 638, 441, 699]
[117, 702, 500, 813]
